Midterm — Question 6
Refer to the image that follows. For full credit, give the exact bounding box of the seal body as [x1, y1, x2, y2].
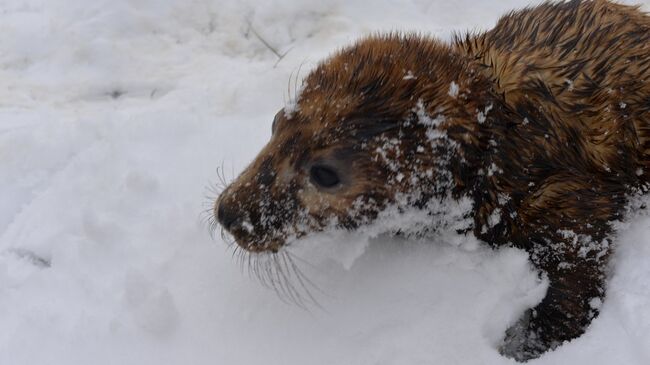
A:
[215, 0, 650, 361]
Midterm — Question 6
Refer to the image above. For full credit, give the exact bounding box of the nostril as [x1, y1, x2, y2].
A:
[216, 202, 239, 231]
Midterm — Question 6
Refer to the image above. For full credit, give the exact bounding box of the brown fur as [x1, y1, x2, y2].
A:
[215, 0, 650, 361]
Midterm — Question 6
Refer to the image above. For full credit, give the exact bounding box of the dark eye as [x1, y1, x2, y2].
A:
[310, 165, 340, 188]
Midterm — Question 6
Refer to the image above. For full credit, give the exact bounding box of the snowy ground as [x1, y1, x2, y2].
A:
[1, 0, 650, 364]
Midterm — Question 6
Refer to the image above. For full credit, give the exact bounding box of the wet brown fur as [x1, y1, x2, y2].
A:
[215, 0, 650, 361]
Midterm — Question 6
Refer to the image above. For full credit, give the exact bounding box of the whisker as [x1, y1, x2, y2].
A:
[285, 249, 325, 273]
[273, 253, 306, 308]
[247, 251, 255, 278]
[252, 254, 264, 286]
[278, 252, 310, 308]
[217, 161, 230, 188]
[231, 244, 240, 261]
[293, 61, 305, 105]
[287, 68, 295, 106]
[222, 239, 327, 310]
[264, 258, 286, 303]
[274, 256, 303, 307]
[284, 252, 318, 305]
[285, 251, 327, 309]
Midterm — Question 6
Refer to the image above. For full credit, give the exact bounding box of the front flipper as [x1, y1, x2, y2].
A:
[497, 175, 623, 361]
[499, 256, 606, 361]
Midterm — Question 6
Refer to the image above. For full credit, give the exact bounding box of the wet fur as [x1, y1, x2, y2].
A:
[216, 0, 650, 361]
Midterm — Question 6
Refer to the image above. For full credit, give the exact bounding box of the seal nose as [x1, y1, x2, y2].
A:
[216, 201, 240, 231]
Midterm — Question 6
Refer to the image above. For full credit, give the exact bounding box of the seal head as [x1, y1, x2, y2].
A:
[215, 34, 493, 252]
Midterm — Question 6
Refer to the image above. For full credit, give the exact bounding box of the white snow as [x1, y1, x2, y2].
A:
[448, 81, 460, 98]
[1, 0, 650, 364]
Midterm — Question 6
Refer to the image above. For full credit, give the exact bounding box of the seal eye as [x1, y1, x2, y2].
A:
[310, 165, 340, 188]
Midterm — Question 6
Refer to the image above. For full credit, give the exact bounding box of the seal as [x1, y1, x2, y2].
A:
[214, 0, 650, 361]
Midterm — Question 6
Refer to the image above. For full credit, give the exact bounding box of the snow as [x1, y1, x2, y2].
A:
[1, 0, 649, 364]
[448, 81, 460, 98]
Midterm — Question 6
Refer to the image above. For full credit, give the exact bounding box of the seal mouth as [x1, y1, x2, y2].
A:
[242, 241, 282, 253]
[219, 219, 283, 253]
[231, 232, 283, 253]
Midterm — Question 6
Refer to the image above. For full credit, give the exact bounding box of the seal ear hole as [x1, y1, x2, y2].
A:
[310, 165, 340, 188]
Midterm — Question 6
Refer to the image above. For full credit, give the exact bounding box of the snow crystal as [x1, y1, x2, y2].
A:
[487, 208, 501, 228]
[403, 70, 416, 80]
[241, 220, 254, 233]
[414, 99, 457, 154]
[589, 297, 603, 310]
[477, 103, 493, 124]
[486, 162, 502, 176]
[564, 78, 575, 91]
[415, 100, 446, 128]
[448, 81, 459, 98]
[284, 80, 305, 118]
